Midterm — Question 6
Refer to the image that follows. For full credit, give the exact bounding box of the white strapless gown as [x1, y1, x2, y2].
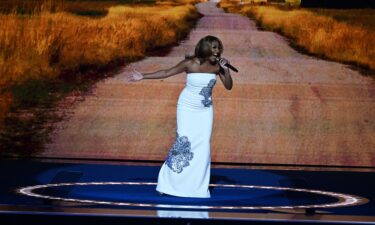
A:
[156, 73, 217, 198]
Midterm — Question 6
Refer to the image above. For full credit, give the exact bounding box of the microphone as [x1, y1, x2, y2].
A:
[217, 57, 239, 72]
[224, 63, 239, 73]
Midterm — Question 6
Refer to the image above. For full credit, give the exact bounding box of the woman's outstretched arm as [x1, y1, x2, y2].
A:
[218, 58, 233, 90]
[128, 59, 190, 82]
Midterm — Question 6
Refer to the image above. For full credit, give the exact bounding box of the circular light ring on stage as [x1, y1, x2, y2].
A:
[18, 182, 368, 210]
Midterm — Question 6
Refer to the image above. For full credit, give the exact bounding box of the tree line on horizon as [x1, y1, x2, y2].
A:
[300, 0, 375, 8]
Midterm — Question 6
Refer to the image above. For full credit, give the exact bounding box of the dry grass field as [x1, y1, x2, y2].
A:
[0, 0, 200, 125]
[310, 8, 375, 30]
[220, 0, 375, 72]
[0, 0, 200, 15]
[0, 0, 155, 15]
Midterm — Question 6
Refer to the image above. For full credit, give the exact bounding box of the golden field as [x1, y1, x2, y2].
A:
[0, 0, 201, 15]
[0, 0, 200, 123]
[310, 8, 375, 30]
[220, 1, 375, 71]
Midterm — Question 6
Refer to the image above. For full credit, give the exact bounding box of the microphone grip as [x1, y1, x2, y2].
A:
[225, 63, 239, 73]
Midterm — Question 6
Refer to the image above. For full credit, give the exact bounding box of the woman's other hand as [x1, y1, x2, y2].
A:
[127, 68, 143, 82]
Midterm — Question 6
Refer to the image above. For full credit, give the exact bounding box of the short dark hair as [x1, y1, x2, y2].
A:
[186, 35, 223, 64]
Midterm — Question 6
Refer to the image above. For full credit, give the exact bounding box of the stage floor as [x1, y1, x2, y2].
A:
[1, 158, 375, 224]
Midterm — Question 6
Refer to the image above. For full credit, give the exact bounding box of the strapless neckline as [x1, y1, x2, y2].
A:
[187, 72, 216, 75]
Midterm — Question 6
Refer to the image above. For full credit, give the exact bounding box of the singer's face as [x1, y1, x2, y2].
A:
[208, 41, 221, 64]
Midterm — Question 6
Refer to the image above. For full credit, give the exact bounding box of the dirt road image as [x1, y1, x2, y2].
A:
[43, 1, 375, 167]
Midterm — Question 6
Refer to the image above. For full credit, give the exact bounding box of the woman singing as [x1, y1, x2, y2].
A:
[127, 35, 233, 198]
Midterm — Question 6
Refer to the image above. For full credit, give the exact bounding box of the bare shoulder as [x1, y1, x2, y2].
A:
[184, 58, 201, 72]
[183, 58, 197, 66]
[175, 58, 193, 69]
[169, 58, 192, 71]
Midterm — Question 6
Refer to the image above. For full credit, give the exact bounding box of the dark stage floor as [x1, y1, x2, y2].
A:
[1, 158, 375, 224]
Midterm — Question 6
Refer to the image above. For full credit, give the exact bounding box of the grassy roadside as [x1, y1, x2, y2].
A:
[0, 0, 202, 155]
[0, 0, 155, 16]
[219, 1, 375, 75]
[0, 1, 200, 88]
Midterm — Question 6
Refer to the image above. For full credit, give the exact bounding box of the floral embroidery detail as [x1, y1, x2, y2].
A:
[199, 79, 216, 107]
[166, 132, 193, 173]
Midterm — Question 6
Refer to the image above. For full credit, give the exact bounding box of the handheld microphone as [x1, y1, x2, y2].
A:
[217, 57, 239, 72]
[224, 63, 239, 73]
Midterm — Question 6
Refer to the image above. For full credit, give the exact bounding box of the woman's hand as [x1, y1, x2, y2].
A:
[219, 58, 230, 70]
[127, 68, 143, 82]
[218, 57, 233, 90]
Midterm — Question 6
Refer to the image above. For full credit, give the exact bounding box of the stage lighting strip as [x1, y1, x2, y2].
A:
[18, 182, 368, 210]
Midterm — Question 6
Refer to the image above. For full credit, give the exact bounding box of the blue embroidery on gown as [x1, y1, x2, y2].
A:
[199, 79, 216, 107]
[166, 132, 193, 173]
